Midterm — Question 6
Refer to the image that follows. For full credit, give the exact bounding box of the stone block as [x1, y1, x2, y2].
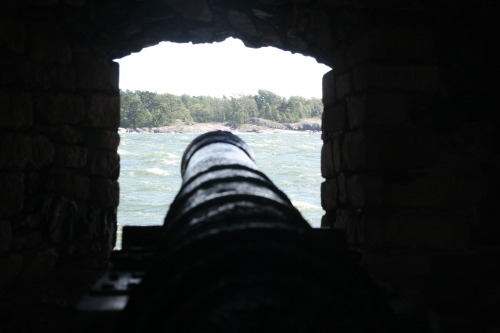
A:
[338, 173, 347, 204]
[12, 230, 43, 251]
[91, 178, 119, 207]
[55, 171, 90, 200]
[386, 174, 483, 210]
[0, 134, 53, 169]
[228, 9, 259, 36]
[0, 134, 31, 169]
[26, 63, 76, 90]
[75, 55, 119, 91]
[322, 103, 346, 136]
[19, 247, 59, 282]
[19, 214, 41, 228]
[335, 208, 356, 244]
[0, 54, 15, 85]
[0, 91, 33, 130]
[0, 19, 26, 53]
[63, 0, 86, 6]
[363, 251, 432, 305]
[0, 173, 24, 217]
[0, 219, 12, 252]
[167, 0, 212, 22]
[320, 140, 335, 178]
[54, 144, 87, 168]
[30, 135, 55, 168]
[86, 94, 120, 129]
[254, 19, 284, 48]
[345, 26, 435, 67]
[332, 136, 342, 174]
[321, 178, 338, 211]
[342, 127, 438, 171]
[353, 63, 442, 93]
[429, 252, 500, 311]
[321, 210, 335, 228]
[87, 129, 120, 151]
[48, 125, 85, 144]
[28, 25, 71, 64]
[341, 129, 365, 171]
[0, 255, 23, 289]
[363, 213, 470, 251]
[335, 72, 351, 101]
[347, 94, 411, 129]
[364, 251, 431, 279]
[89, 151, 120, 178]
[46, 196, 83, 244]
[346, 173, 387, 208]
[35, 92, 85, 125]
[322, 70, 335, 107]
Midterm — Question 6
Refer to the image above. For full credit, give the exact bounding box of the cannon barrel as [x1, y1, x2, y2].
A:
[162, 130, 311, 249]
[120, 131, 396, 333]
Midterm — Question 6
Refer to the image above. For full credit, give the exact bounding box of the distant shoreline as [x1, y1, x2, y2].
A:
[119, 118, 321, 134]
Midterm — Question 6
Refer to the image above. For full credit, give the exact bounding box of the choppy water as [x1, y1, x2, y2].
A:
[117, 132, 324, 246]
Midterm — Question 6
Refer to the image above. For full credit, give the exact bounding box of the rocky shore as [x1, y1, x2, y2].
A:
[119, 118, 321, 134]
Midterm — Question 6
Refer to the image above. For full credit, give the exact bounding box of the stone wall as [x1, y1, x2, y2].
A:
[0, 0, 499, 332]
[320, 4, 500, 329]
[0, 16, 120, 290]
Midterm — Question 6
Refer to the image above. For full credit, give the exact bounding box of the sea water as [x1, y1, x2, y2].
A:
[117, 132, 324, 246]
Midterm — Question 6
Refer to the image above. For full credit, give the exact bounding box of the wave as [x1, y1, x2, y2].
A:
[146, 167, 171, 176]
[292, 200, 322, 211]
[118, 148, 138, 156]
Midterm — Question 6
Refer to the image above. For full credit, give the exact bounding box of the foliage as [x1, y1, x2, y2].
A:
[120, 89, 323, 128]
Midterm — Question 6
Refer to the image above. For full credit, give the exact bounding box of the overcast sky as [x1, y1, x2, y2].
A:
[115, 38, 331, 99]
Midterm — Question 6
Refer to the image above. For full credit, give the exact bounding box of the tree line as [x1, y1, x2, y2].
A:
[120, 89, 323, 128]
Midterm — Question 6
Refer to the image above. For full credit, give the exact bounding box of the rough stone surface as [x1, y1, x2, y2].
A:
[12, 230, 43, 251]
[0, 219, 12, 252]
[320, 140, 334, 178]
[0, 91, 33, 129]
[345, 26, 436, 67]
[322, 103, 346, 136]
[89, 151, 120, 178]
[386, 174, 483, 209]
[353, 64, 443, 93]
[75, 56, 119, 91]
[54, 144, 87, 169]
[0, 134, 54, 169]
[322, 71, 334, 107]
[55, 172, 90, 200]
[346, 94, 411, 129]
[46, 125, 85, 144]
[362, 213, 470, 251]
[320, 178, 338, 211]
[90, 178, 119, 207]
[0, 173, 24, 217]
[0, 255, 23, 289]
[19, 247, 59, 282]
[87, 129, 120, 151]
[86, 94, 120, 128]
[342, 127, 439, 171]
[36, 93, 85, 125]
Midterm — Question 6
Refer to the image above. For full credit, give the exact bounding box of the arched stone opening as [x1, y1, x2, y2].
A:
[1, 1, 499, 332]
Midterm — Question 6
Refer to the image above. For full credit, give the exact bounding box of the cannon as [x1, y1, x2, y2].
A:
[76, 131, 396, 333]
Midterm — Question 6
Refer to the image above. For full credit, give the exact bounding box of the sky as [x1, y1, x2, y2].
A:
[115, 38, 331, 99]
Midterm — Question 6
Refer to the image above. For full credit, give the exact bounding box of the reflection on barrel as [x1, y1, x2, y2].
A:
[121, 131, 396, 333]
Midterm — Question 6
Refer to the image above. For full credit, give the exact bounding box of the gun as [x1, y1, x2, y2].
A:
[75, 131, 396, 333]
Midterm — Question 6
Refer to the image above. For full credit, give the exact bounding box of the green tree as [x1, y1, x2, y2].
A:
[119, 89, 323, 128]
[120, 90, 143, 128]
